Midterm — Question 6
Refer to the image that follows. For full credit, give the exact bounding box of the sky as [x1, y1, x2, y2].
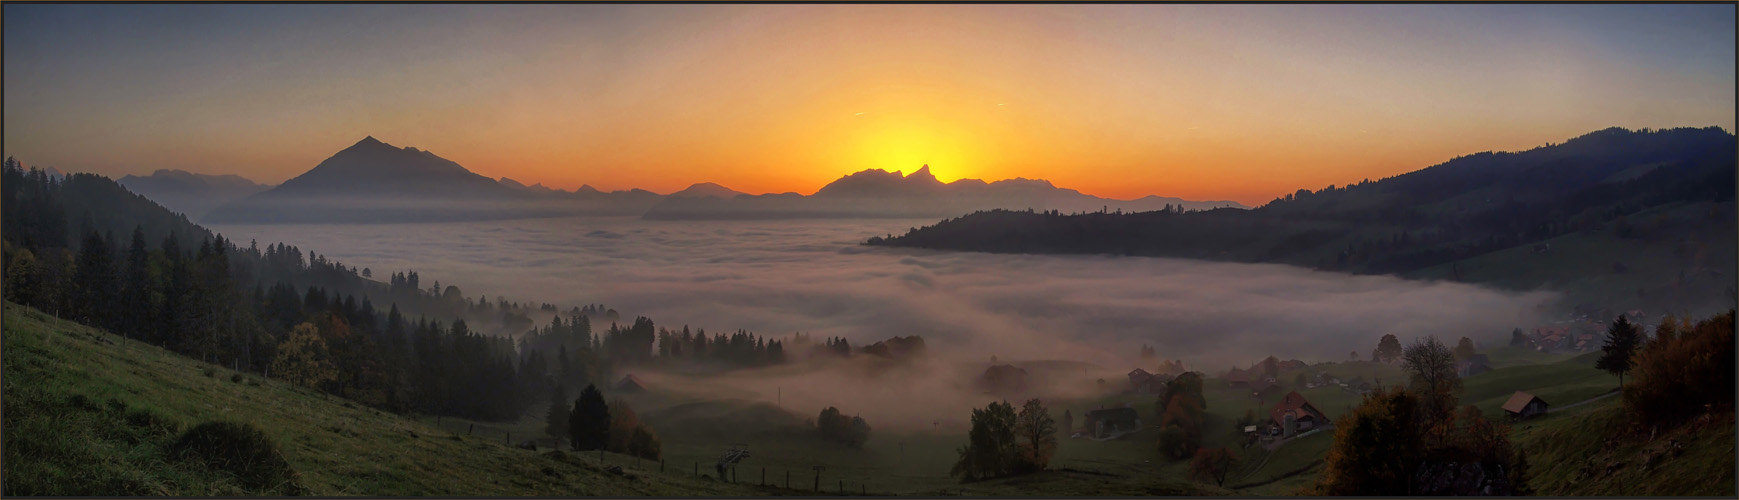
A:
[5, 4, 1734, 205]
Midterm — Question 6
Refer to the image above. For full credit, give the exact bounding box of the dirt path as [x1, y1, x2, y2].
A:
[1548, 389, 1620, 413]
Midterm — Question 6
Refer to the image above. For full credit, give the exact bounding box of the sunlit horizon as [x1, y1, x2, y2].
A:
[5, 4, 1734, 205]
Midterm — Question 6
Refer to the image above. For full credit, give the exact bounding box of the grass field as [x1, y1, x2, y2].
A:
[0, 302, 782, 496]
[7, 298, 1724, 496]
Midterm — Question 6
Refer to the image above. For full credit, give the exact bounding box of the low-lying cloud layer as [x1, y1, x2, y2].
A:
[214, 216, 1557, 429]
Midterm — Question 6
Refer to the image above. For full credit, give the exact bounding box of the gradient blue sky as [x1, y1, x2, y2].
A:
[5, 4, 1734, 203]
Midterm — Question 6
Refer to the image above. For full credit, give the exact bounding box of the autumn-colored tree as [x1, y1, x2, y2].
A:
[1315, 387, 1423, 495]
[271, 322, 337, 389]
[628, 425, 662, 460]
[1012, 398, 1057, 474]
[607, 397, 641, 454]
[1624, 310, 1735, 428]
[1157, 392, 1205, 459]
[1189, 448, 1238, 487]
[1452, 337, 1477, 362]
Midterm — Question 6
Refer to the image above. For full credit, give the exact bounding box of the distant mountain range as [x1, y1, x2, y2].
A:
[118, 169, 273, 219]
[641, 165, 1246, 220]
[198, 136, 1243, 223]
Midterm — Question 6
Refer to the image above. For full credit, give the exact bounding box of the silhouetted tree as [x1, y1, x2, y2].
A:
[1013, 398, 1057, 474]
[569, 384, 610, 451]
[1596, 314, 1642, 388]
[545, 385, 570, 439]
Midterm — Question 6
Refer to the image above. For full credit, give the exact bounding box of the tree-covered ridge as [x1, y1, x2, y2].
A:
[869, 127, 1736, 276]
[0, 158, 802, 422]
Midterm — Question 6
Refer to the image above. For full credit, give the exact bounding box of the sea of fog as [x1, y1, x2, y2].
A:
[211, 215, 1557, 372]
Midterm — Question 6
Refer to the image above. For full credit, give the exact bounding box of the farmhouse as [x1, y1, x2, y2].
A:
[1128, 368, 1158, 394]
[1224, 367, 1252, 387]
[1502, 391, 1548, 420]
[1083, 407, 1142, 439]
[1254, 383, 1284, 400]
[1269, 391, 1327, 437]
[614, 374, 647, 393]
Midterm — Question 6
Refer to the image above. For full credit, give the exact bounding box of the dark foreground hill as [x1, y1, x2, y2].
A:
[869, 127, 1737, 313]
[0, 302, 780, 496]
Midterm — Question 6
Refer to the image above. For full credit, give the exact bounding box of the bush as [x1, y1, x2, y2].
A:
[951, 401, 1017, 481]
[202, 367, 216, 378]
[230, 373, 244, 383]
[816, 407, 871, 448]
[168, 421, 300, 494]
[1624, 311, 1735, 429]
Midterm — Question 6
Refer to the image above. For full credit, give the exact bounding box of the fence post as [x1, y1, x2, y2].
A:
[839, 479, 843, 494]
[761, 467, 765, 486]
[786, 470, 790, 489]
[694, 462, 698, 477]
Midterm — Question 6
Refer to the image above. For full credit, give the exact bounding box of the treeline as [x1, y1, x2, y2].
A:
[0, 158, 798, 422]
[869, 127, 1736, 277]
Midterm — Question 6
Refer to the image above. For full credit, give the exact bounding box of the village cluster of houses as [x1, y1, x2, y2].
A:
[1519, 308, 1650, 353]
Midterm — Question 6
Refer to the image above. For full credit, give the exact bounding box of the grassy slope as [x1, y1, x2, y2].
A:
[1407, 200, 1736, 317]
[1513, 397, 1734, 496]
[0, 302, 784, 496]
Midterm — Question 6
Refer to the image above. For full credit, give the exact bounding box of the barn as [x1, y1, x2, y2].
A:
[613, 374, 647, 393]
[1083, 407, 1141, 439]
[1502, 391, 1548, 420]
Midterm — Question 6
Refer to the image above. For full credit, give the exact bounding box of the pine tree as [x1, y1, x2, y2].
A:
[569, 384, 610, 451]
[545, 385, 571, 439]
[1596, 314, 1642, 388]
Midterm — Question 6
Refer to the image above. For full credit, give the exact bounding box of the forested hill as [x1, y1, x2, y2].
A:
[868, 126, 1735, 277]
[0, 157, 795, 423]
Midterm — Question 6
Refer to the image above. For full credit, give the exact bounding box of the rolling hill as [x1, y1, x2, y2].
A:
[0, 301, 782, 496]
[868, 127, 1737, 315]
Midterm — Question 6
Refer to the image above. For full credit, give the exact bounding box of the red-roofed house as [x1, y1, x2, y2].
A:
[1269, 391, 1328, 437]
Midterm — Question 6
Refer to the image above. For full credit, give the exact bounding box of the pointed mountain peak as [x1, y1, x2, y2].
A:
[358, 135, 383, 146]
[905, 164, 939, 184]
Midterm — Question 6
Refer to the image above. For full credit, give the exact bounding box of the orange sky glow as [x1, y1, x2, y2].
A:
[5, 5, 1734, 205]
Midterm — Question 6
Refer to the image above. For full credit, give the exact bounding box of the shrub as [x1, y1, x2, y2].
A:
[230, 373, 244, 383]
[817, 407, 871, 448]
[1624, 310, 1735, 429]
[168, 421, 300, 494]
[1189, 448, 1238, 487]
[202, 367, 216, 378]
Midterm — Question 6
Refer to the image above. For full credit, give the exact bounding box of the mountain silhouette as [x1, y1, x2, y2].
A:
[201, 137, 1242, 223]
[118, 169, 272, 219]
[643, 164, 1246, 220]
[259, 136, 518, 199]
[871, 126, 1737, 279]
[668, 182, 749, 199]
